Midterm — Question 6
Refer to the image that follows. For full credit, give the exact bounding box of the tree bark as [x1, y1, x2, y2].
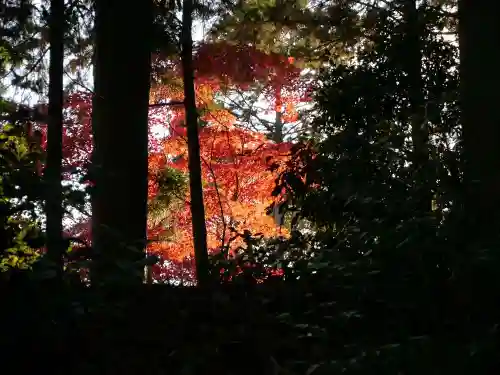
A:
[45, 0, 65, 279]
[91, 0, 153, 285]
[272, 86, 284, 143]
[459, 0, 500, 246]
[403, 0, 431, 214]
[272, 106, 285, 226]
[181, 0, 210, 287]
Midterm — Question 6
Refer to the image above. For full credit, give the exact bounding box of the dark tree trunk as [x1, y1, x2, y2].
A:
[270, 84, 284, 143]
[181, 0, 210, 287]
[459, 0, 500, 246]
[272, 108, 285, 226]
[403, 0, 431, 214]
[45, 0, 65, 279]
[91, 0, 153, 285]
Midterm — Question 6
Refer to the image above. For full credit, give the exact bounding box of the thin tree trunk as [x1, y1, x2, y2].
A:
[91, 0, 152, 285]
[271, 90, 284, 227]
[181, 0, 210, 287]
[459, 0, 500, 245]
[45, 0, 65, 279]
[403, 0, 430, 214]
[272, 86, 284, 144]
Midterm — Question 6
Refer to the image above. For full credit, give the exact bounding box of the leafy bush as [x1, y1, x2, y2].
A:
[0, 122, 45, 277]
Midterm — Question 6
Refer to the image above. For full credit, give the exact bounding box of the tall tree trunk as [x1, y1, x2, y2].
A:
[45, 0, 65, 279]
[403, 0, 430, 214]
[272, 89, 285, 226]
[459, 0, 500, 246]
[181, 0, 210, 287]
[272, 86, 284, 143]
[91, 0, 152, 285]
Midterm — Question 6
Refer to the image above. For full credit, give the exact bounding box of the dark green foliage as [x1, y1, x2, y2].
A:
[148, 166, 188, 229]
[201, 3, 498, 372]
[0, 118, 86, 281]
[209, 0, 364, 65]
[1, 0, 50, 95]
[0, 122, 45, 275]
[273, 2, 460, 276]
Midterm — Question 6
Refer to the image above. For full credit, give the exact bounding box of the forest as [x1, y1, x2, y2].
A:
[1, 0, 499, 373]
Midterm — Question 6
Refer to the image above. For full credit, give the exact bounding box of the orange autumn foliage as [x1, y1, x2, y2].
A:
[59, 43, 308, 282]
[146, 43, 307, 264]
[147, 107, 291, 261]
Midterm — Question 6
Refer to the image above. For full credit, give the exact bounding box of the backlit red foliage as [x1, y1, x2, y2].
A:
[193, 42, 300, 90]
[147, 110, 291, 261]
[49, 42, 310, 282]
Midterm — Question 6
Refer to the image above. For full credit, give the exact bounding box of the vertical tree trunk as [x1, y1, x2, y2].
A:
[45, 0, 65, 279]
[271, 85, 286, 226]
[272, 86, 284, 143]
[181, 0, 210, 287]
[403, 0, 430, 214]
[91, 0, 153, 285]
[459, 0, 500, 245]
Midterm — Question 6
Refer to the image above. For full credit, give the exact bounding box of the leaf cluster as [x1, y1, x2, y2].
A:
[0, 121, 45, 277]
